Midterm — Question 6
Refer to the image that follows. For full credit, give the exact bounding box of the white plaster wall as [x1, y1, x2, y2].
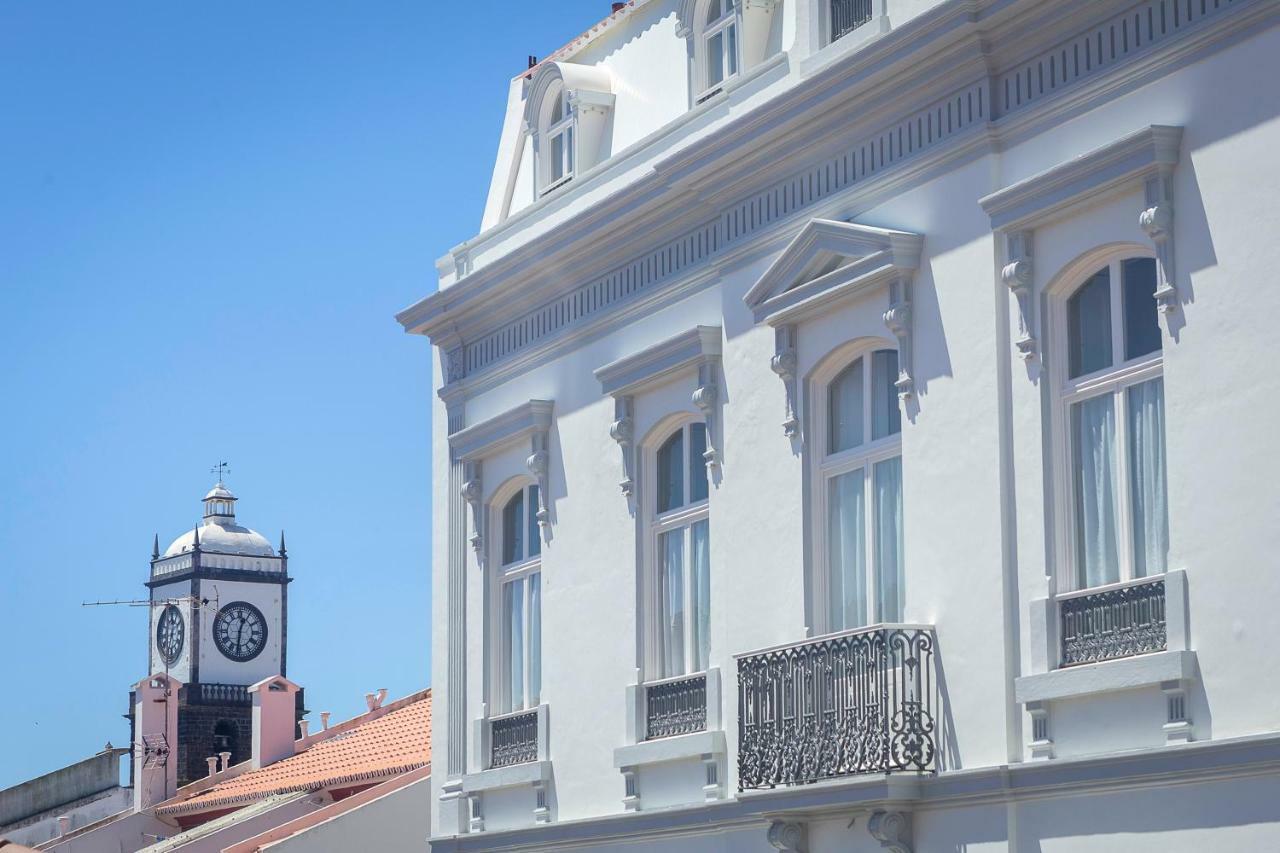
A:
[0, 788, 132, 848]
[429, 1, 1280, 846]
[263, 777, 431, 852]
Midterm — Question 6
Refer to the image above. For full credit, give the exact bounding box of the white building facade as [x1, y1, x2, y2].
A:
[400, 0, 1280, 849]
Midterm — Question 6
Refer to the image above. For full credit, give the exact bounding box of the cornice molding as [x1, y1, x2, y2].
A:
[978, 124, 1183, 231]
[448, 400, 554, 463]
[594, 325, 723, 397]
[406, 0, 1263, 403]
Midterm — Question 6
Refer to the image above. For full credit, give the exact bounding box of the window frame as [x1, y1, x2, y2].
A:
[809, 343, 904, 636]
[537, 82, 575, 196]
[695, 0, 741, 102]
[490, 481, 543, 715]
[643, 417, 711, 681]
[1050, 247, 1167, 593]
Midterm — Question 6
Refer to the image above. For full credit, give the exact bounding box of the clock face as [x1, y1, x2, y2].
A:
[213, 601, 268, 662]
[156, 605, 184, 666]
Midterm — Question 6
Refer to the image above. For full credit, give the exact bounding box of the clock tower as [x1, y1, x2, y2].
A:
[134, 481, 302, 786]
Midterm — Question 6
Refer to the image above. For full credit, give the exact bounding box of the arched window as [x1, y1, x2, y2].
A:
[496, 484, 542, 713]
[650, 421, 710, 678]
[538, 82, 574, 194]
[697, 0, 740, 100]
[815, 347, 903, 632]
[1059, 254, 1167, 589]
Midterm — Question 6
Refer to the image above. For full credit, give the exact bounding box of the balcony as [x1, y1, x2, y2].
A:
[489, 709, 539, 769]
[644, 673, 708, 740]
[736, 625, 937, 790]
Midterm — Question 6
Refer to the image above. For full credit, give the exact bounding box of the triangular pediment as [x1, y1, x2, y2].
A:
[744, 219, 923, 325]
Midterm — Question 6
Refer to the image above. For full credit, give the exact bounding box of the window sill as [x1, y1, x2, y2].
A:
[613, 729, 725, 770]
[1017, 649, 1198, 705]
[461, 759, 553, 793]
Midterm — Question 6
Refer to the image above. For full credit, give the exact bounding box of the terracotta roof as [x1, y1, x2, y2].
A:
[157, 691, 430, 817]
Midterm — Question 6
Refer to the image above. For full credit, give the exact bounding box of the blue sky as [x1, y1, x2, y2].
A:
[0, 0, 610, 788]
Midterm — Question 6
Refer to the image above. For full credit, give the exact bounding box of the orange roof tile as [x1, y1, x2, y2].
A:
[158, 691, 430, 817]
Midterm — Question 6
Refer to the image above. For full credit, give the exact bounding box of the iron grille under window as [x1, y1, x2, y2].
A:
[645, 674, 708, 740]
[490, 711, 538, 768]
[1060, 578, 1166, 666]
[831, 0, 874, 42]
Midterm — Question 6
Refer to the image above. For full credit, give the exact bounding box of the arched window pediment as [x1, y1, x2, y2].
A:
[523, 62, 615, 194]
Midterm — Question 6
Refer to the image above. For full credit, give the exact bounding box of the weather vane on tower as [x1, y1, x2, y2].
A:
[211, 461, 230, 482]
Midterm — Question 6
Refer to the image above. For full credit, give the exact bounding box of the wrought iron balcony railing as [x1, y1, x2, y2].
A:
[737, 625, 937, 790]
[831, 0, 875, 42]
[1059, 576, 1166, 666]
[489, 709, 539, 769]
[644, 673, 707, 740]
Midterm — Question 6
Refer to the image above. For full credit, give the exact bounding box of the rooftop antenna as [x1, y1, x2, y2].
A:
[211, 461, 231, 482]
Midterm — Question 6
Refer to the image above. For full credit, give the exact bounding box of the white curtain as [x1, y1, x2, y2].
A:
[827, 469, 866, 630]
[691, 520, 711, 672]
[528, 574, 542, 705]
[1128, 378, 1169, 576]
[660, 528, 686, 677]
[874, 456, 904, 622]
[1073, 395, 1119, 588]
[504, 578, 525, 711]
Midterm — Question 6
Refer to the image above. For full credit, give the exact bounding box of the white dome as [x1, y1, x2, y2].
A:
[164, 521, 276, 558]
[204, 483, 236, 501]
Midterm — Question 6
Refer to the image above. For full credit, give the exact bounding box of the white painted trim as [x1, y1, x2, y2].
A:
[450, 400, 554, 462]
[461, 759, 553, 794]
[595, 326, 723, 397]
[1015, 649, 1198, 704]
[613, 730, 726, 770]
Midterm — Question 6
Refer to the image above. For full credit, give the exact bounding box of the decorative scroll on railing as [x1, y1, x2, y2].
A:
[831, 0, 874, 42]
[190, 683, 251, 705]
[737, 626, 936, 790]
[645, 674, 707, 740]
[490, 711, 538, 769]
[1060, 577, 1166, 666]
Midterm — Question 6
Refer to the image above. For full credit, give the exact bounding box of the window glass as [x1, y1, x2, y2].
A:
[690, 520, 711, 673]
[1072, 394, 1120, 588]
[528, 574, 542, 706]
[828, 358, 865, 453]
[826, 468, 866, 631]
[526, 486, 541, 558]
[550, 134, 564, 183]
[1068, 267, 1113, 378]
[1122, 257, 1162, 361]
[708, 32, 725, 87]
[871, 350, 901, 440]
[873, 457, 904, 622]
[689, 423, 708, 503]
[660, 528, 686, 677]
[1128, 378, 1169, 577]
[502, 491, 524, 565]
[726, 23, 738, 76]
[657, 430, 685, 513]
[503, 578, 525, 709]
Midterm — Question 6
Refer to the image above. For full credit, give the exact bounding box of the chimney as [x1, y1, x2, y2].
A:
[320, 711, 331, 731]
[219, 751, 231, 772]
[132, 673, 181, 813]
[206, 756, 219, 777]
[57, 816, 71, 836]
[365, 688, 388, 712]
[248, 676, 302, 769]
[612, 2, 626, 12]
[298, 719, 310, 739]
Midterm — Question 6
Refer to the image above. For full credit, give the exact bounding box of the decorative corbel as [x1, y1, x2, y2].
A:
[693, 355, 721, 470]
[770, 324, 799, 437]
[882, 274, 915, 400]
[1140, 167, 1177, 316]
[1002, 230, 1037, 360]
[527, 429, 551, 537]
[608, 395, 636, 497]
[767, 820, 807, 852]
[461, 461, 483, 559]
[868, 810, 913, 853]
[444, 346, 467, 384]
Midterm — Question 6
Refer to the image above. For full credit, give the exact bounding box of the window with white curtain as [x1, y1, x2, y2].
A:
[1060, 255, 1168, 590]
[815, 348, 904, 632]
[697, 0, 740, 100]
[496, 484, 542, 713]
[649, 421, 711, 678]
[538, 82, 574, 194]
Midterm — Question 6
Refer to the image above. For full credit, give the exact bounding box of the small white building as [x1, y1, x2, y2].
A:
[399, 0, 1280, 850]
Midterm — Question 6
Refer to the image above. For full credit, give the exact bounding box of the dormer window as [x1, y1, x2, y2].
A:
[539, 82, 574, 194]
[523, 62, 614, 201]
[698, 0, 740, 99]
